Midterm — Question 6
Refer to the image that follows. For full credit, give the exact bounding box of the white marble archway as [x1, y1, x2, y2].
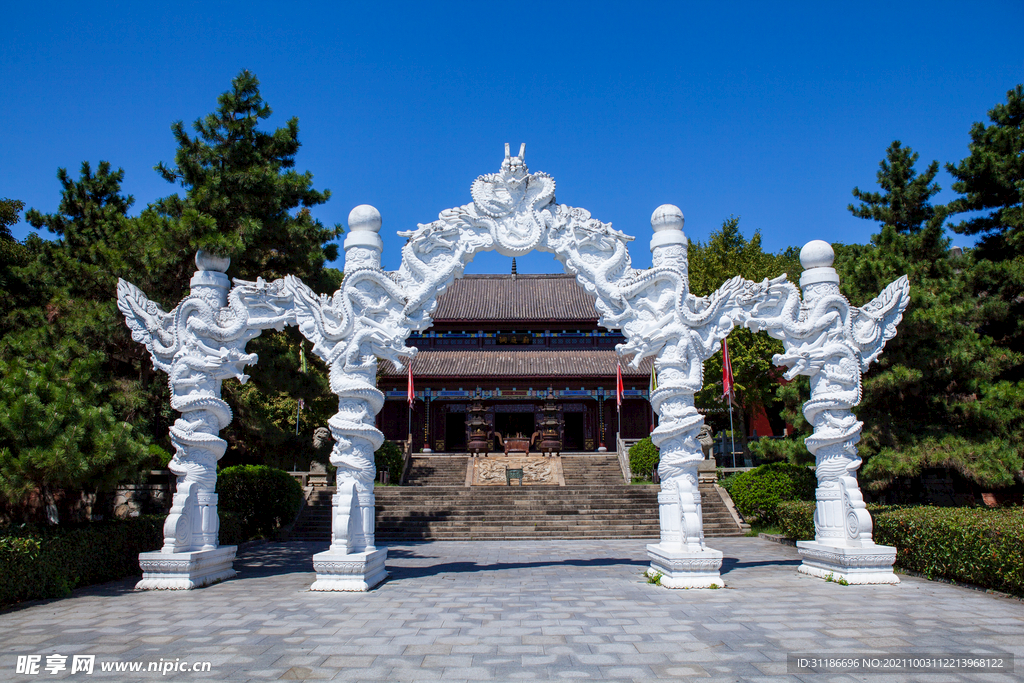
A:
[118, 145, 909, 591]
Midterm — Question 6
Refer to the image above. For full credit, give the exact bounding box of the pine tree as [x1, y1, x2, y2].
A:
[849, 140, 945, 234]
[1, 166, 168, 521]
[946, 85, 1024, 259]
[0, 198, 29, 330]
[153, 69, 341, 297]
[771, 141, 1024, 495]
[0, 72, 346, 519]
[946, 85, 1024, 368]
[152, 70, 342, 467]
[0, 198, 24, 242]
[0, 345, 154, 522]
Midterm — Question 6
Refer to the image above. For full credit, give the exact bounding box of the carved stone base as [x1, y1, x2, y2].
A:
[310, 547, 388, 591]
[135, 546, 237, 590]
[796, 541, 900, 585]
[646, 544, 724, 588]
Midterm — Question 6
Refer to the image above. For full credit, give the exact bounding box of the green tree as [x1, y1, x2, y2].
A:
[19, 162, 173, 429]
[770, 141, 1024, 495]
[849, 140, 946, 234]
[0, 197, 24, 242]
[0, 198, 29, 329]
[151, 70, 343, 468]
[0, 344, 154, 523]
[153, 69, 341, 297]
[1, 164, 172, 522]
[946, 85, 1024, 259]
[0, 71, 345, 519]
[689, 217, 800, 452]
[946, 85, 1024, 368]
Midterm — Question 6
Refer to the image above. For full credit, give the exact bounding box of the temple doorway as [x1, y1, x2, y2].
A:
[445, 412, 467, 451]
[496, 411, 535, 439]
[563, 412, 585, 450]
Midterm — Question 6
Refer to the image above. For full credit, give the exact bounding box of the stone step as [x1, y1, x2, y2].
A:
[290, 470, 747, 541]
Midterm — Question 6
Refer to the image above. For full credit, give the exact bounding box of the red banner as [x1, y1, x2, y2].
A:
[616, 361, 624, 408]
[722, 339, 734, 400]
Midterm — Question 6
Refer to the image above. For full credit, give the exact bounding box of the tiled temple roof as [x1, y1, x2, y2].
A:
[432, 274, 599, 322]
[381, 350, 653, 379]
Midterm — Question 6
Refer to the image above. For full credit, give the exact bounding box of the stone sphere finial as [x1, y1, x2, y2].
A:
[800, 240, 834, 270]
[195, 250, 230, 273]
[348, 205, 382, 234]
[651, 204, 685, 233]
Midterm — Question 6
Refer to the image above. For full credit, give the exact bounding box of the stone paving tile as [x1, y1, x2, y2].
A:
[0, 538, 1020, 681]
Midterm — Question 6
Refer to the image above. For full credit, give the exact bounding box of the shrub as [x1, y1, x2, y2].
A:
[217, 465, 303, 540]
[374, 441, 404, 484]
[776, 500, 816, 540]
[724, 462, 815, 524]
[629, 437, 659, 479]
[0, 516, 163, 606]
[218, 511, 243, 546]
[874, 506, 1024, 597]
[776, 502, 1024, 596]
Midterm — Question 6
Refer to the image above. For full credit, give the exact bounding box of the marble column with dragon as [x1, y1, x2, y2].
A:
[117, 251, 294, 589]
[605, 206, 792, 588]
[745, 240, 910, 584]
[284, 205, 416, 591]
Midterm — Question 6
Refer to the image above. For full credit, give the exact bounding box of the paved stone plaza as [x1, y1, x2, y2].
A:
[1, 538, 1020, 682]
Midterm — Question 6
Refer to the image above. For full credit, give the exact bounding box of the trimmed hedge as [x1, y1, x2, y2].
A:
[628, 437, 659, 479]
[721, 463, 815, 524]
[218, 511, 243, 546]
[775, 502, 1024, 596]
[0, 516, 163, 606]
[776, 500, 816, 540]
[876, 506, 1024, 596]
[218, 465, 303, 540]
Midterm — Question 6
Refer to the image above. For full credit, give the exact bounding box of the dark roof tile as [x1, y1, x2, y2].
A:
[432, 274, 599, 322]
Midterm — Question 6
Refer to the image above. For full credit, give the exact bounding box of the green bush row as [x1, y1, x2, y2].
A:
[776, 500, 816, 540]
[0, 510, 243, 607]
[0, 517, 163, 606]
[720, 463, 816, 524]
[775, 501, 1024, 596]
[218, 465, 304, 540]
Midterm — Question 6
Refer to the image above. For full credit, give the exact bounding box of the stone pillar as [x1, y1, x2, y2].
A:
[123, 251, 241, 590]
[645, 205, 724, 588]
[310, 205, 389, 591]
[792, 241, 901, 585]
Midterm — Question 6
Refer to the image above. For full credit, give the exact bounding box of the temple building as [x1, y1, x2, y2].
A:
[376, 273, 654, 452]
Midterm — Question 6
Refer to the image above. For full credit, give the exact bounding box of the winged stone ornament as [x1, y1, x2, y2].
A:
[116, 279, 177, 373]
[850, 275, 911, 370]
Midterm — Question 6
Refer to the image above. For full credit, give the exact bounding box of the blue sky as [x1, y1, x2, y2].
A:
[2, 1, 1021, 275]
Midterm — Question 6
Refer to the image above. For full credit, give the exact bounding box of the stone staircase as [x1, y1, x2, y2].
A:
[289, 454, 746, 541]
[403, 455, 470, 486]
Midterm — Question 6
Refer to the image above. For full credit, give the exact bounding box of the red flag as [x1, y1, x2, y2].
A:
[616, 361, 624, 408]
[407, 362, 414, 407]
[722, 339, 734, 400]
